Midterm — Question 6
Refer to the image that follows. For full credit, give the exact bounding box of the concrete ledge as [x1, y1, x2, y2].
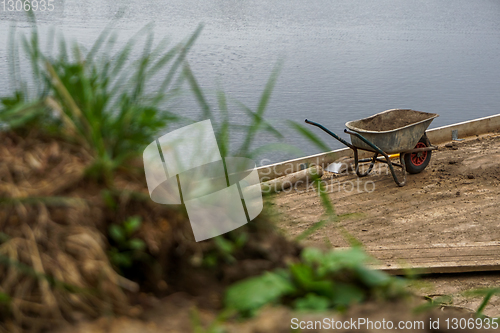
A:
[257, 113, 500, 181]
[426, 113, 500, 144]
[257, 148, 352, 181]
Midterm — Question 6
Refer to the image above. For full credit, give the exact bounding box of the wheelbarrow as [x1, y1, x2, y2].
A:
[305, 109, 439, 187]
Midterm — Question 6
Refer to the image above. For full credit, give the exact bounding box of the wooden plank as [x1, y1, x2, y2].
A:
[338, 242, 500, 275]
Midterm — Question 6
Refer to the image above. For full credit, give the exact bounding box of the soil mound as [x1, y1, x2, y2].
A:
[347, 109, 437, 132]
[0, 130, 299, 332]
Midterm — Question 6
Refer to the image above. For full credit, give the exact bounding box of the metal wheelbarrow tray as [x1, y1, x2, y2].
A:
[305, 109, 439, 187]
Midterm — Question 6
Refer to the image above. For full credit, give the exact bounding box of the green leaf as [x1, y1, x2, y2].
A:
[301, 247, 324, 265]
[183, 62, 211, 120]
[315, 178, 336, 216]
[128, 238, 146, 251]
[0, 292, 11, 305]
[124, 216, 142, 235]
[0, 90, 24, 108]
[295, 219, 328, 242]
[216, 88, 230, 158]
[354, 266, 391, 288]
[234, 232, 248, 248]
[113, 252, 132, 268]
[238, 61, 283, 156]
[463, 287, 500, 317]
[317, 247, 370, 275]
[235, 99, 283, 140]
[214, 236, 234, 254]
[288, 120, 331, 152]
[225, 271, 295, 315]
[159, 24, 203, 91]
[0, 100, 44, 129]
[294, 293, 330, 311]
[332, 283, 365, 307]
[109, 224, 125, 243]
[101, 189, 117, 210]
[290, 263, 315, 287]
[290, 263, 335, 297]
[255, 60, 283, 118]
[414, 295, 454, 314]
[202, 253, 218, 268]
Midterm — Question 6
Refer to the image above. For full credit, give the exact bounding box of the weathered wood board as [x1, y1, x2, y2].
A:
[342, 242, 500, 275]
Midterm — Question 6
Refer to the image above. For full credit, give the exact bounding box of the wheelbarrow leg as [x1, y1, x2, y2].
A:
[345, 129, 407, 187]
[383, 152, 406, 187]
[354, 150, 378, 177]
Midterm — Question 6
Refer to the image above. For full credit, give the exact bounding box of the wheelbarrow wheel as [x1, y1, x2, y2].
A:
[403, 135, 432, 174]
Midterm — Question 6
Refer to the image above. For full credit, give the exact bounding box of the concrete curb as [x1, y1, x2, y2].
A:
[257, 113, 500, 181]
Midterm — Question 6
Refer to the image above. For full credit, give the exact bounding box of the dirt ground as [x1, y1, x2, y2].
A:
[273, 132, 500, 317]
[56, 293, 489, 333]
[53, 133, 500, 333]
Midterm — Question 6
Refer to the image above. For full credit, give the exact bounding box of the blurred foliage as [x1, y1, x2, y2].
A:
[1, 17, 201, 185]
[224, 144, 404, 317]
[202, 233, 248, 267]
[463, 287, 500, 318]
[415, 287, 500, 320]
[287, 120, 332, 152]
[181, 59, 288, 160]
[225, 246, 407, 317]
[414, 294, 453, 314]
[108, 216, 149, 272]
[293, 176, 362, 247]
[190, 308, 227, 333]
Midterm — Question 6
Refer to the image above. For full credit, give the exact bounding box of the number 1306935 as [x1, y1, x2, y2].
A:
[1, 0, 55, 12]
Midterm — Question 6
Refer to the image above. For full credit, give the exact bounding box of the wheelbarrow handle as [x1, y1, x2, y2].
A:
[344, 129, 385, 154]
[304, 119, 354, 149]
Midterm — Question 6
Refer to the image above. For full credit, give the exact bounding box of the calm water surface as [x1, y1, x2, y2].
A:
[1, 0, 500, 163]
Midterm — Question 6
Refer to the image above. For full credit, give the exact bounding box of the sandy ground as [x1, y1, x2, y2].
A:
[273, 132, 500, 317]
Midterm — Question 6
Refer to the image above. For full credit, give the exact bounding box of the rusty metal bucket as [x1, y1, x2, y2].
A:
[345, 109, 438, 154]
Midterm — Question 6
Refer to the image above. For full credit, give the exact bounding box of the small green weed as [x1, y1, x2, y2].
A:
[225, 246, 407, 317]
[413, 294, 454, 314]
[464, 287, 500, 318]
[202, 233, 248, 267]
[108, 216, 148, 272]
[190, 307, 227, 333]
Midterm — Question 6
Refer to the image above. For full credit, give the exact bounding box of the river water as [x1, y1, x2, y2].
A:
[1, 0, 500, 164]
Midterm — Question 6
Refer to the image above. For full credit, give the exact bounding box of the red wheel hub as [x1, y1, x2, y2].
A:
[410, 142, 427, 166]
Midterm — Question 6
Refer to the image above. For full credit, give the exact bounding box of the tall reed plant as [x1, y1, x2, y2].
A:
[1, 17, 201, 185]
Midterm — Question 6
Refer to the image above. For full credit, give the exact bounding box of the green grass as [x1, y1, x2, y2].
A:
[1, 19, 202, 185]
[181, 58, 287, 160]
